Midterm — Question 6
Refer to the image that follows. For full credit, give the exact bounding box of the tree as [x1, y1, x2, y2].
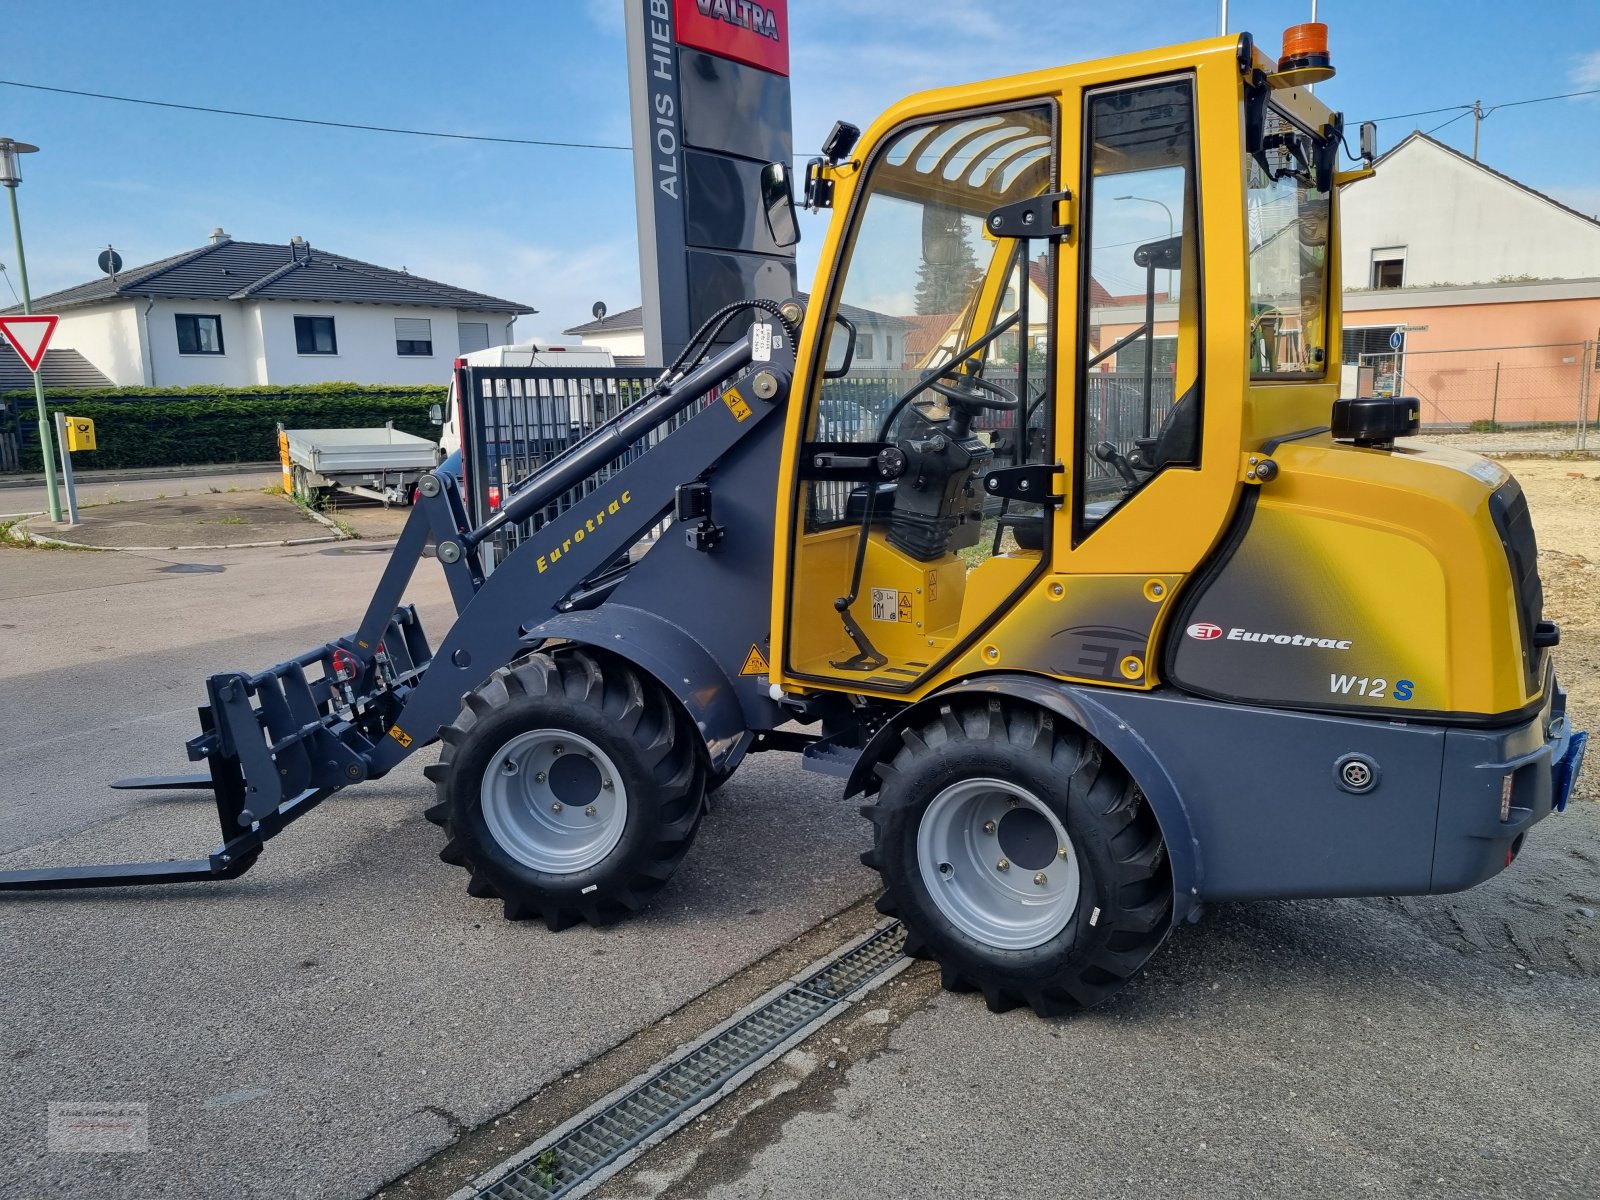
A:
[914, 205, 980, 315]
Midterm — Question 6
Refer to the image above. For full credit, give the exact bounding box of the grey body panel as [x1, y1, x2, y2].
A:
[848, 669, 1573, 918]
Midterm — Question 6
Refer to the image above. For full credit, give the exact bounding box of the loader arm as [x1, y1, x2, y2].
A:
[0, 313, 795, 893]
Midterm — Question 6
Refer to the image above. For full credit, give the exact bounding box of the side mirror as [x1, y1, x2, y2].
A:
[760, 162, 800, 248]
[921, 204, 965, 267]
[824, 314, 858, 379]
[1359, 120, 1377, 165]
[428, 403, 443, 425]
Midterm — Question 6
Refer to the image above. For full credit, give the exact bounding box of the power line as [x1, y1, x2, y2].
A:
[1423, 108, 1474, 137]
[6, 75, 1598, 154]
[0, 79, 631, 151]
[1364, 85, 1600, 124]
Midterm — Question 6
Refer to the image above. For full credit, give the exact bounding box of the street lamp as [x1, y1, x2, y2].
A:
[1, 136, 61, 522]
[1114, 193, 1175, 301]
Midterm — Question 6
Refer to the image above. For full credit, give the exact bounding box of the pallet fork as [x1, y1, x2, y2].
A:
[0, 316, 793, 894]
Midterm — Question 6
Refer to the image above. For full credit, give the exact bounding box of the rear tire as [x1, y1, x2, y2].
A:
[862, 699, 1172, 1016]
[428, 647, 708, 929]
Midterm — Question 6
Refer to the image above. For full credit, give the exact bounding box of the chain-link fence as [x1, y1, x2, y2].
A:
[1357, 340, 1597, 454]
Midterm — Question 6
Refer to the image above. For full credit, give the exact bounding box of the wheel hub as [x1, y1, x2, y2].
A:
[915, 778, 1080, 950]
[481, 729, 626, 874]
[996, 807, 1056, 871]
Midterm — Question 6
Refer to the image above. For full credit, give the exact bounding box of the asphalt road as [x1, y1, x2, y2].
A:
[0, 537, 879, 1199]
[4, 503, 1597, 1200]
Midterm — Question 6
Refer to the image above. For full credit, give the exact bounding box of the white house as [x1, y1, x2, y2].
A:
[1340, 132, 1600, 290]
[13, 230, 535, 387]
[563, 298, 914, 369]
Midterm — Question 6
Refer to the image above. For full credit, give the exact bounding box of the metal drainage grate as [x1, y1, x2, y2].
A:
[473, 922, 907, 1200]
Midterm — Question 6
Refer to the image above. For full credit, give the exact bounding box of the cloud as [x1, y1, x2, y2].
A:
[1573, 49, 1600, 92]
[400, 232, 642, 342]
[582, 0, 625, 36]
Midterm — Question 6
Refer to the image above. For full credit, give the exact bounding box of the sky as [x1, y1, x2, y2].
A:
[3, 0, 1597, 343]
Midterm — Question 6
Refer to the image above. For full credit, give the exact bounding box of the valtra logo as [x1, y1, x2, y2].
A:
[1186, 622, 1224, 641]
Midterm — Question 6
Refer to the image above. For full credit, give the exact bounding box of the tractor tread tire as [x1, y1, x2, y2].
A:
[432, 646, 706, 929]
[863, 699, 1173, 1018]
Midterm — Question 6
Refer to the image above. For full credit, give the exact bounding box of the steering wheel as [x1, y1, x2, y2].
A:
[930, 371, 1017, 412]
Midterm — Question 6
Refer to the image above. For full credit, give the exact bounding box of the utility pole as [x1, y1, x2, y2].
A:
[0, 137, 60, 522]
[1472, 100, 1483, 160]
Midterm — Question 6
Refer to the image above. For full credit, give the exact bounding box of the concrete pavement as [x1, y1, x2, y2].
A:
[0, 465, 281, 519]
[0, 536, 879, 1200]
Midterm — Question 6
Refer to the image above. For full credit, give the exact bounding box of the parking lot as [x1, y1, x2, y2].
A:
[1, 457, 1596, 1199]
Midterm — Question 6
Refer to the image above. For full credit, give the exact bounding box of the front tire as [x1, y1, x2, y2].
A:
[863, 699, 1172, 1016]
[429, 647, 707, 929]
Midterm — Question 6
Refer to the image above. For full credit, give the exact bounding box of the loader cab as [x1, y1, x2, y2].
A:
[773, 35, 1343, 698]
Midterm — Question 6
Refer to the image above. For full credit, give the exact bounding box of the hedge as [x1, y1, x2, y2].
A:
[2, 384, 447, 472]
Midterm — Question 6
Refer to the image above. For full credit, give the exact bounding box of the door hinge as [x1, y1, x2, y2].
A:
[983, 463, 1064, 504]
[985, 190, 1074, 242]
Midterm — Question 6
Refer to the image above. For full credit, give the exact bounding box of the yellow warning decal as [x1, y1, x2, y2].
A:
[723, 386, 754, 422]
[389, 726, 413, 748]
[740, 644, 771, 676]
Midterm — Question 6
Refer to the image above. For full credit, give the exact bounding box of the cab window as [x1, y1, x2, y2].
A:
[1076, 77, 1201, 538]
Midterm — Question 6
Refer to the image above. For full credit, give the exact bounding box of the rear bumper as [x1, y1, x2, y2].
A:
[1430, 676, 1586, 893]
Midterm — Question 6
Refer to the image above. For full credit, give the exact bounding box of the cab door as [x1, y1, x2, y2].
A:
[778, 99, 1067, 695]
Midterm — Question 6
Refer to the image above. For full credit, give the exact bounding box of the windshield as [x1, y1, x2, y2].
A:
[1247, 107, 1331, 379]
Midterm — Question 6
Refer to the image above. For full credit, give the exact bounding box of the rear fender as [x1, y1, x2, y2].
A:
[847, 673, 1202, 923]
[523, 605, 751, 772]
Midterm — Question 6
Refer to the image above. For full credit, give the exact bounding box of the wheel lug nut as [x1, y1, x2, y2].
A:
[982, 820, 996, 834]
[535, 771, 547, 783]
[585, 804, 597, 817]
[602, 779, 613, 790]
[1034, 872, 1048, 886]
[553, 745, 564, 755]
[1007, 797, 1018, 808]
[1057, 847, 1068, 860]
[996, 857, 1010, 871]
[551, 801, 563, 813]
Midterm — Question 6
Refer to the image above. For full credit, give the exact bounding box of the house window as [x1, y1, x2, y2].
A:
[857, 332, 875, 360]
[458, 321, 490, 353]
[175, 314, 224, 355]
[1370, 247, 1406, 289]
[294, 315, 338, 355]
[395, 317, 433, 357]
[884, 334, 894, 363]
[1341, 326, 1402, 366]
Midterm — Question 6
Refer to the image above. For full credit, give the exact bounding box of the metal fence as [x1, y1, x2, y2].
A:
[459, 364, 683, 560]
[808, 365, 1172, 522]
[1357, 340, 1597, 454]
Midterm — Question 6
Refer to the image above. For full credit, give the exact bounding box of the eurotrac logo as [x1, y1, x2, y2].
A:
[1188, 621, 1353, 650]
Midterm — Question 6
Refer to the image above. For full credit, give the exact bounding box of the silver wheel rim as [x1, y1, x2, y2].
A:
[481, 729, 627, 874]
[916, 777, 1080, 950]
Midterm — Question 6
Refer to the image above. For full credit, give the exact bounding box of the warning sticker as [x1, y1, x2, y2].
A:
[926, 570, 938, 601]
[723, 386, 754, 422]
[388, 726, 413, 748]
[871, 588, 912, 623]
[740, 644, 771, 676]
[752, 322, 772, 362]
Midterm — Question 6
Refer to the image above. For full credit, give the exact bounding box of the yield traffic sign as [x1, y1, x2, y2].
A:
[0, 313, 59, 372]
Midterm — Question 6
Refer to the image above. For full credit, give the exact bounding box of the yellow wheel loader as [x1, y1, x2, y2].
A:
[4, 25, 1585, 1018]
